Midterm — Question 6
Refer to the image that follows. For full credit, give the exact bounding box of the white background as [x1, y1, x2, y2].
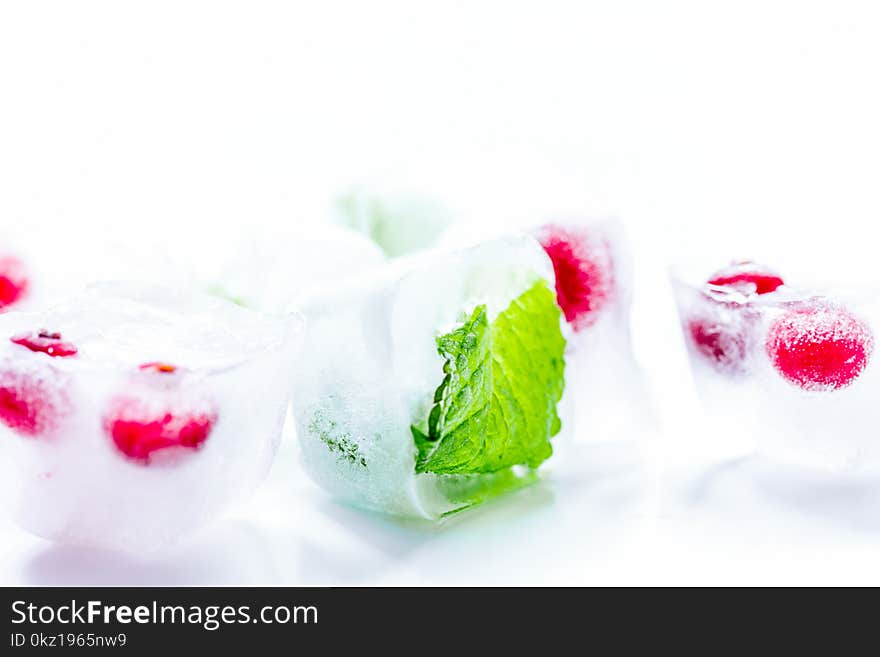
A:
[3, 1, 880, 585]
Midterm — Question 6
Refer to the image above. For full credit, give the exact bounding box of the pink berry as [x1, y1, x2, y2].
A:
[685, 264, 783, 374]
[1, 330, 76, 436]
[0, 369, 68, 437]
[139, 361, 178, 374]
[11, 330, 78, 358]
[766, 302, 873, 391]
[103, 364, 216, 464]
[536, 224, 614, 331]
[707, 261, 784, 295]
[104, 400, 215, 463]
[687, 317, 749, 373]
[0, 256, 29, 311]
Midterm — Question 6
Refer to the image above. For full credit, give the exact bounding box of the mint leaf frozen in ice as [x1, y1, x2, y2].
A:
[413, 280, 566, 475]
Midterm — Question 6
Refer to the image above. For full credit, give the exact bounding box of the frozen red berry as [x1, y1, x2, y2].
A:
[104, 364, 216, 464]
[684, 285, 762, 374]
[1, 330, 75, 435]
[11, 330, 78, 358]
[104, 399, 216, 463]
[687, 318, 749, 373]
[536, 224, 615, 331]
[0, 256, 29, 311]
[0, 370, 66, 437]
[707, 261, 784, 295]
[766, 302, 873, 391]
[139, 362, 178, 374]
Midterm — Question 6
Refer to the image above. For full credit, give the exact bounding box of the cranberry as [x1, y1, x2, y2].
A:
[0, 256, 29, 311]
[707, 261, 784, 295]
[0, 371, 66, 437]
[766, 302, 873, 391]
[10, 330, 78, 358]
[536, 224, 614, 331]
[104, 399, 216, 463]
[139, 362, 178, 374]
[103, 364, 215, 464]
[687, 317, 749, 373]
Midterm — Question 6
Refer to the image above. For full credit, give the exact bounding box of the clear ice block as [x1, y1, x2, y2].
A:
[332, 188, 454, 258]
[0, 282, 301, 551]
[673, 262, 880, 471]
[290, 235, 568, 518]
[198, 223, 386, 314]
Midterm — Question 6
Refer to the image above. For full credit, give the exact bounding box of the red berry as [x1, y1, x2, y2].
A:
[536, 224, 614, 331]
[139, 362, 178, 374]
[0, 256, 29, 311]
[707, 261, 784, 295]
[103, 364, 216, 464]
[766, 302, 873, 391]
[684, 286, 761, 374]
[0, 370, 66, 437]
[11, 330, 78, 358]
[687, 318, 749, 373]
[1, 329, 75, 436]
[104, 400, 216, 463]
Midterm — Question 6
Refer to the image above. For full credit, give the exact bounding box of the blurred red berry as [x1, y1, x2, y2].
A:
[536, 224, 614, 331]
[707, 261, 784, 295]
[139, 362, 178, 374]
[687, 314, 751, 374]
[104, 365, 215, 464]
[11, 330, 78, 358]
[0, 256, 29, 311]
[104, 398, 215, 463]
[0, 370, 65, 437]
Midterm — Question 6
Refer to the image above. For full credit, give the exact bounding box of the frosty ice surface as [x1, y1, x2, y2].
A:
[533, 219, 648, 443]
[0, 283, 301, 551]
[673, 261, 880, 470]
[332, 188, 454, 258]
[1, 230, 189, 314]
[291, 235, 567, 518]
[199, 223, 386, 313]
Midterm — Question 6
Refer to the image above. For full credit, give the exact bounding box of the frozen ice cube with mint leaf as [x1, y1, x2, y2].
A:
[291, 235, 567, 518]
[337, 191, 650, 444]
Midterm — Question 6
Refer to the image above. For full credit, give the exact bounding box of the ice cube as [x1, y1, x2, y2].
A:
[673, 262, 880, 471]
[291, 235, 568, 518]
[332, 188, 454, 258]
[0, 282, 301, 551]
[196, 223, 386, 314]
[533, 219, 650, 444]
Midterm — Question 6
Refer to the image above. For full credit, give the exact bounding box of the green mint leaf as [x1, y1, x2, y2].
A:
[413, 280, 566, 475]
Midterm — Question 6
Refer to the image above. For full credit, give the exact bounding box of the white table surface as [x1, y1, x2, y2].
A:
[4, 413, 880, 587]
